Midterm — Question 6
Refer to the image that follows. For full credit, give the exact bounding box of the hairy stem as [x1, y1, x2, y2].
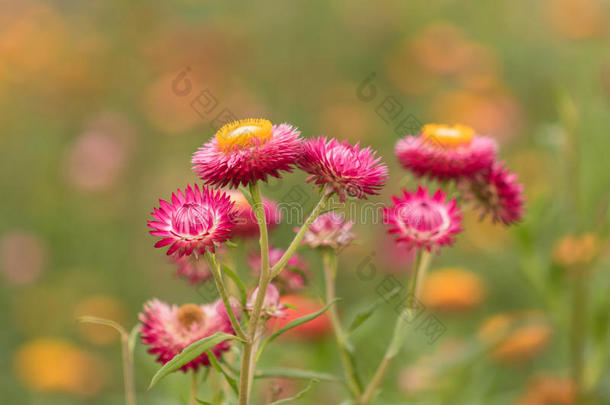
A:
[205, 252, 246, 340]
[270, 191, 331, 279]
[238, 182, 270, 405]
[322, 248, 362, 398]
[359, 250, 433, 404]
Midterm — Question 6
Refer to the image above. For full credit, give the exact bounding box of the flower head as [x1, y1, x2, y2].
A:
[249, 247, 309, 293]
[139, 299, 239, 371]
[383, 186, 462, 252]
[395, 124, 497, 180]
[297, 137, 388, 201]
[245, 284, 286, 318]
[226, 190, 281, 239]
[171, 255, 213, 284]
[192, 119, 302, 188]
[302, 212, 355, 249]
[148, 184, 235, 257]
[459, 161, 524, 225]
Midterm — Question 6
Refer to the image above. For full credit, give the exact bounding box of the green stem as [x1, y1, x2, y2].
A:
[322, 248, 362, 398]
[238, 182, 270, 405]
[359, 250, 433, 404]
[270, 191, 331, 279]
[121, 333, 136, 405]
[205, 252, 247, 340]
[189, 370, 199, 405]
[571, 271, 588, 401]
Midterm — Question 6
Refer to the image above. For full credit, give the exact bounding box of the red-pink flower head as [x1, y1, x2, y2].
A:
[246, 284, 286, 318]
[302, 212, 355, 249]
[171, 255, 213, 285]
[139, 299, 239, 371]
[459, 161, 525, 225]
[395, 124, 497, 180]
[192, 119, 302, 188]
[297, 137, 388, 201]
[148, 184, 235, 257]
[225, 190, 281, 239]
[384, 186, 462, 252]
[249, 247, 310, 293]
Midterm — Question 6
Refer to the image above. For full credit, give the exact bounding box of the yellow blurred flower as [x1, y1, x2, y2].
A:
[430, 89, 521, 142]
[515, 374, 575, 405]
[546, 0, 608, 40]
[552, 233, 600, 270]
[74, 295, 129, 345]
[478, 311, 552, 364]
[420, 268, 485, 312]
[14, 338, 107, 396]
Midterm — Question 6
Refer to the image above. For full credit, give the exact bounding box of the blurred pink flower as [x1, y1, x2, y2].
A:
[0, 230, 47, 285]
[64, 113, 134, 192]
[139, 299, 238, 371]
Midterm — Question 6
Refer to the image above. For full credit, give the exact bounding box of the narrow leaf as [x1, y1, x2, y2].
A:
[206, 350, 239, 394]
[195, 399, 212, 405]
[221, 264, 247, 306]
[148, 332, 241, 389]
[255, 368, 340, 382]
[269, 379, 318, 404]
[347, 286, 402, 334]
[257, 299, 338, 361]
[78, 316, 127, 338]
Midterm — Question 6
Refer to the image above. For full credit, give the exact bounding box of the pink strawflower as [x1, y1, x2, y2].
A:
[395, 124, 497, 180]
[139, 299, 239, 371]
[384, 186, 462, 252]
[297, 137, 388, 201]
[302, 212, 355, 249]
[226, 190, 281, 239]
[245, 284, 286, 318]
[459, 162, 525, 225]
[249, 247, 309, 293]
[148, 184, 236, 257]
[192, 119, 302, 188]
[171, 255, 213, 284]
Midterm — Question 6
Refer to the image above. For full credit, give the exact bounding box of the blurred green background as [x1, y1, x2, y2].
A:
[2, 0, 610, 404]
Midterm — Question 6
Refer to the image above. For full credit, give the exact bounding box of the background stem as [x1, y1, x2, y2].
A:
[121, 334, 136, 405]
[359, 250, 433, 404]
[322, 248, 362, 398]
[189, 370, 199, 405]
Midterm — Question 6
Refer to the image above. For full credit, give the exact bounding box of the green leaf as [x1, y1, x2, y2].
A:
[225, 240, 238, 248]
[238, 186, 255, 208]
[206, 350, 239, 394]
[257, 299, 339, 361]
[269, 379, 318, 404]
[221, 264, 247, 306]
[195, 399, 212, 405]
[346, 286, 402, 334]
[255, 368, 340, 382]
[148, 332, 242, 389]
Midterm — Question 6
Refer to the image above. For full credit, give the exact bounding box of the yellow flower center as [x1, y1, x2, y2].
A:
[215, 118, 273, 151]
[177, 304, 205, 328]
[421, 124, 474, 147]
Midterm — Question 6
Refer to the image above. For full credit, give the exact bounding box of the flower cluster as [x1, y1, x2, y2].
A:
[136, 116, 526, 404]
